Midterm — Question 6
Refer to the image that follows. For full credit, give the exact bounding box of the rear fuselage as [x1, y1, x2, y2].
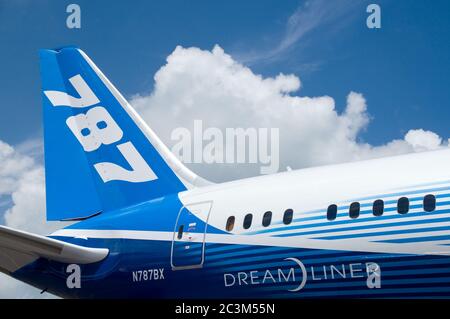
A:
[13, 148, 450, 298]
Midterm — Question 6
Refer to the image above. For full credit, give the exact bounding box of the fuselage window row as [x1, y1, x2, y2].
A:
[326, 194, 437, 221]
[225, 208, 295, 231]
[224, 194, 437, 230]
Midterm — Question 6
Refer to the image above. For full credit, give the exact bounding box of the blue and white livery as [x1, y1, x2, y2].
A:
[1, 47, 450, 298]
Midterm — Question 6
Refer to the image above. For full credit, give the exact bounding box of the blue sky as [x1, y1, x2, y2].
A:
[0, 0, 449, 147]
[0, 0, 449, 298]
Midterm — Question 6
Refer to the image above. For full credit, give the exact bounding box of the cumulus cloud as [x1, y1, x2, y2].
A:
[0, 45, 448, 298]
[0, 139, 58, 298]
[132, 45, 448, 181]
[0, 139, 59, 234]
[0, 141, 34, 195]
[404, 129, 443, 152]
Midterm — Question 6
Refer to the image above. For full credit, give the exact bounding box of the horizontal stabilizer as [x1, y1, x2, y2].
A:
[0, 225, 108, 274]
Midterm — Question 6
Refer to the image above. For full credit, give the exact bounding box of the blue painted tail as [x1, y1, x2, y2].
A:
[39, 47, 197, 221]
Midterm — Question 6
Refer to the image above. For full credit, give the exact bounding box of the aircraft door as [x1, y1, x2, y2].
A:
[171, 201, 212, 270]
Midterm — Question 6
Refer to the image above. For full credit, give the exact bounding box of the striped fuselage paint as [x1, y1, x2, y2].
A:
[12, 181, 450, 298]
[12, 149, 450, 298]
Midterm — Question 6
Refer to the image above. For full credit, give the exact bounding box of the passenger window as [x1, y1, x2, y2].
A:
[327, 204, 337, 221]
[243, 214, 253, 229]
[424, 194, 436, 212]
[349, 202, 360, 219]
[177, 225, 184, 239]
[262, 211, 272, 227]
[373, 199, 384, 216]
[226, 216, 235, 231]
[283, 209, 294, 225]
[398, 197, 409, 214]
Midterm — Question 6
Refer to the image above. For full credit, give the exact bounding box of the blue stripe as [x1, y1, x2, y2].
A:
[204, 247, 450, 271]
[246, 191, 450, 235]
[379, 234, 450, 243]
[315, 224, 450, 240]
[350, 185, 450, 202]
[201, 244, 450, 273]
[277, 213, 450, 239]
[258, 276, 450, 293]
[206, 250, 351, 269]
[269, 206, 450, 237]
[207, 255, 450, 274]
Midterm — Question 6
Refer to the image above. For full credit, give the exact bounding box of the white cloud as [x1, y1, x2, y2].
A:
[3, 167, 54, 234]
[0, 141, 34, 194]
[0, 45, 448, 299]
[132, 45, 448, 181]
[404, 129, 443, 152]
[0, 139, 58, 235]
[237, 0, 359, 64]
[0, 139, 58, 298]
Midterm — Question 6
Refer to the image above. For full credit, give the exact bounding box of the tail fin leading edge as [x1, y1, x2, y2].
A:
[40, 47, 208, 221]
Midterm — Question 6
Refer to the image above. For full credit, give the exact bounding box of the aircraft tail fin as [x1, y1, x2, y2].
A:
[39, 47, 210, 221]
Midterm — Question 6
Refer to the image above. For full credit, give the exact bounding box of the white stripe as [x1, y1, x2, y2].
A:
[310, 220, 450, 240]
[52, 229, 173, 241]
[52, 228, 450, 256]
[335, 229, 450, 243]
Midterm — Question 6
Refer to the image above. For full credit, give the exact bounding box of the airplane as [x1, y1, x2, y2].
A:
[1, 46, 450, 299]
